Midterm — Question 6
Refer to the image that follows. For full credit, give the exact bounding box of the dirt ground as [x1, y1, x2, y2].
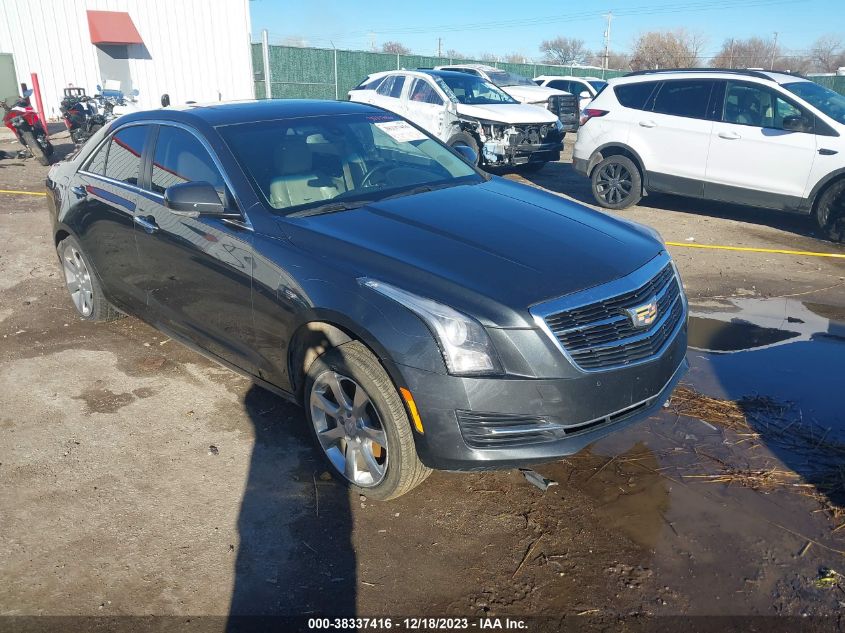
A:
[1, 131, 845, 628]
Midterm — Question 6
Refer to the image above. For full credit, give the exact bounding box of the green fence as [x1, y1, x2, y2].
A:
[252, 43, 626, 100]
[251, 44, 845, 100]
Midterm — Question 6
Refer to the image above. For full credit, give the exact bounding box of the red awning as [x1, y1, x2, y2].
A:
[87, 10, 144, 45]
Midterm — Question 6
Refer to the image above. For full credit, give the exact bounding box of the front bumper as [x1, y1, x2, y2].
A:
[482, 140, 563, 166]
[398, 324, 688, 471]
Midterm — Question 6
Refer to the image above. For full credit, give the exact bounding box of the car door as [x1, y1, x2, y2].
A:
[403, 78, 448, 139]
[629, 79, 717, 196]
[704, 80, 818, 208]
[132, 123, 257, 372]
[72, 124, 151, 311]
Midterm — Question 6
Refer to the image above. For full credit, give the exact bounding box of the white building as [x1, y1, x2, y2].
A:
[0, 0, 254, 119]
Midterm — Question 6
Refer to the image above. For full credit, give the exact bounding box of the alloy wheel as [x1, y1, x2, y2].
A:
[310, 370, 388, 487]
[595, 162, 633, 205]
[62, 245, 94, 317]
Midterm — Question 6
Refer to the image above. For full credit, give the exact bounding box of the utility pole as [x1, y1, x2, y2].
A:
[602, 11, 613, 79]
[437, 37, 442, 58]
[770, 31, 779, 70]
[728, 38, 734, 68]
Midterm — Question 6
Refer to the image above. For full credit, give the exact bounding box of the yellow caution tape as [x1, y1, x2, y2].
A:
[0, 189, 47, 197]
[666, 241, 845, 260]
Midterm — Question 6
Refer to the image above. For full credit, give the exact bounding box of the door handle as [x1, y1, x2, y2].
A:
[71, 185, 87, 199]
[639, 120, 657, 128]
[819, 148, 838, 156]
[134, 215, 159, 234]
[718, 131, 741, 140]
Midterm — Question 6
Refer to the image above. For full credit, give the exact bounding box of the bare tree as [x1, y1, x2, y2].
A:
[381, 41, 411, 55]
[811, 34, 845, 72]
[539, 37, 589, 65]
[445, 49, 465, 60]
[710, 37, 781, 69]
[629, 29, 705, 71]
[589, 50, 631, 70]
[505, 52, 531, 64]
[478, 52, 499, 62]
[279, 36, 308, 47]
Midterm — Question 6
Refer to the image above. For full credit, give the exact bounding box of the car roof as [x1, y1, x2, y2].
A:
[436, 63, 499, 73]
[617, 68, 810, 85]
[115, 99, 385, 127]
[535, 75, 604, 81]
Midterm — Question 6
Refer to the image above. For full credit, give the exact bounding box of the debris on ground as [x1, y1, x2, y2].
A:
[519, 468, 558, 491]
[318, 471, 333, 482]
[208, 445, 219, 456]
[814, 568, 842, 589]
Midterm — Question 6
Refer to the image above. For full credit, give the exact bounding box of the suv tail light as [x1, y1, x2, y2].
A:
[580, 108, 608, 126]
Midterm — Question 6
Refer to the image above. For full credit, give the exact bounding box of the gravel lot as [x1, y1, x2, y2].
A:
[1, 131, 844, 626]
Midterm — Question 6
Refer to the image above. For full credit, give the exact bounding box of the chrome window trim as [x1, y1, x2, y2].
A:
[79, 119, 254, 232]
[529, 251, 687, 374]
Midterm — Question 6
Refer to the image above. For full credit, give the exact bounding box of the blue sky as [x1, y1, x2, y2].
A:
[249, 0, 836, 61]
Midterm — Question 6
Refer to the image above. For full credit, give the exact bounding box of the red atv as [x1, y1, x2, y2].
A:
[2, 91, 54, 165]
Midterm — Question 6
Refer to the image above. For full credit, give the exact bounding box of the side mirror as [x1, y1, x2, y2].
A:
[579, 90, 591, 99]
[453, 144, 478, 165]
[164, 181, 226, 216]
[782, 115, 810, 132]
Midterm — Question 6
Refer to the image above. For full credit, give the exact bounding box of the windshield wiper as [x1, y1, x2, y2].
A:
[288, 199, 371, 218]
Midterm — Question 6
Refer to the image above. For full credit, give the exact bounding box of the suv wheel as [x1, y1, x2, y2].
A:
[305, 341, 431, 500]
[815, 179, 845, 243]
[591, 155, 642, 210]
[57, 236, 123, 321]
[447, 132, 480, 166]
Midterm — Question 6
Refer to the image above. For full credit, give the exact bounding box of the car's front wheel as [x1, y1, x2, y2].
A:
[57, 235, 123, 321]
[591, 155, 642, 210]
[305, 340, 430, 500]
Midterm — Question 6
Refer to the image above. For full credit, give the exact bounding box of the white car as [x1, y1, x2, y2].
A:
[349, 69, 564, 170]
[435, 63, 579, 132]
[534, 75, 608, 110]
[573, 69, 845, 242]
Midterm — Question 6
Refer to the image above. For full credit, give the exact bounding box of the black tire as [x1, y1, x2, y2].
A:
[57, 236, 123, 322]
[21, 130, 50, 166]
[447, 131, 480, 166]
[304, 340, 431, 500]
[591, 154, 642, 210]
[814, 179, 845, 243]
[517, 161, 546, 173]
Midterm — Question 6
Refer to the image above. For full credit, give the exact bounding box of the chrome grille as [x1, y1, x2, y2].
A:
[539, 261, 684, 372]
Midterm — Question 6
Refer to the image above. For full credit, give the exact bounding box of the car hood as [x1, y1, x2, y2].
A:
[455, 102, 558, 124]
[501, 84, 569, 103]
[280, 178, 662, 327]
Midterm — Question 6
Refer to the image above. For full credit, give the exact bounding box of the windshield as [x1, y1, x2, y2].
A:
[219, 113, 483, 214]
[486, 70, 536, 87]
[433, 74, 518, 105]
[589, 80, 608, 92]
[783, 81, 845, 125]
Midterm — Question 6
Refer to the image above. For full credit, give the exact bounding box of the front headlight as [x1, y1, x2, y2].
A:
[360, 278, 502, 376]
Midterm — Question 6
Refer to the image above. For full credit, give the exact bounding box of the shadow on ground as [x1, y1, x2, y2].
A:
[227, 385, 356, 624]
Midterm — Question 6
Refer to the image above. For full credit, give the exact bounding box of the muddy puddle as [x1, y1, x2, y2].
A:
[536, 297, 845, 615]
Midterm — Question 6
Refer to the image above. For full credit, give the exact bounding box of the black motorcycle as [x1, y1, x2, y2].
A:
[60, 88, 106, 145]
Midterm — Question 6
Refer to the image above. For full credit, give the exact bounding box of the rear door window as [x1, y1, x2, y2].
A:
[377, 75, 406, 99]
[652, 80, 716, 119]
[547, 80, 571, 92]
[104, 126, 147, 186]
[614, 81, 659, 110]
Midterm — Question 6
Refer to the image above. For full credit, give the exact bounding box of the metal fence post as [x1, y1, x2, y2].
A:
[261, 29, 271, 99]
[333, 46, 339, 100]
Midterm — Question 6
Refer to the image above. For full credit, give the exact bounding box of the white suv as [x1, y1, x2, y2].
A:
[573, 69, 845, 241]
[534, 75, 608, 110]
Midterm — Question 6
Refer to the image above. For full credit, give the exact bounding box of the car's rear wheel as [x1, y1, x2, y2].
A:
[57, 236, 123, 321]
[814, 179, 845, 243]
[591, 155, 642, 210]
[305, 340, 430, 500]
[447, 132, 480, 166]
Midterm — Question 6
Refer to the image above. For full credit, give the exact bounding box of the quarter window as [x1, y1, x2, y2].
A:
[150, 126, 225, 195]
[652, 80, 715, 119]
[85, 140, 109, 175]
[104, 126, 147, 185]
[409, 79, 444, 105]
[614, 81, 659, 110]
